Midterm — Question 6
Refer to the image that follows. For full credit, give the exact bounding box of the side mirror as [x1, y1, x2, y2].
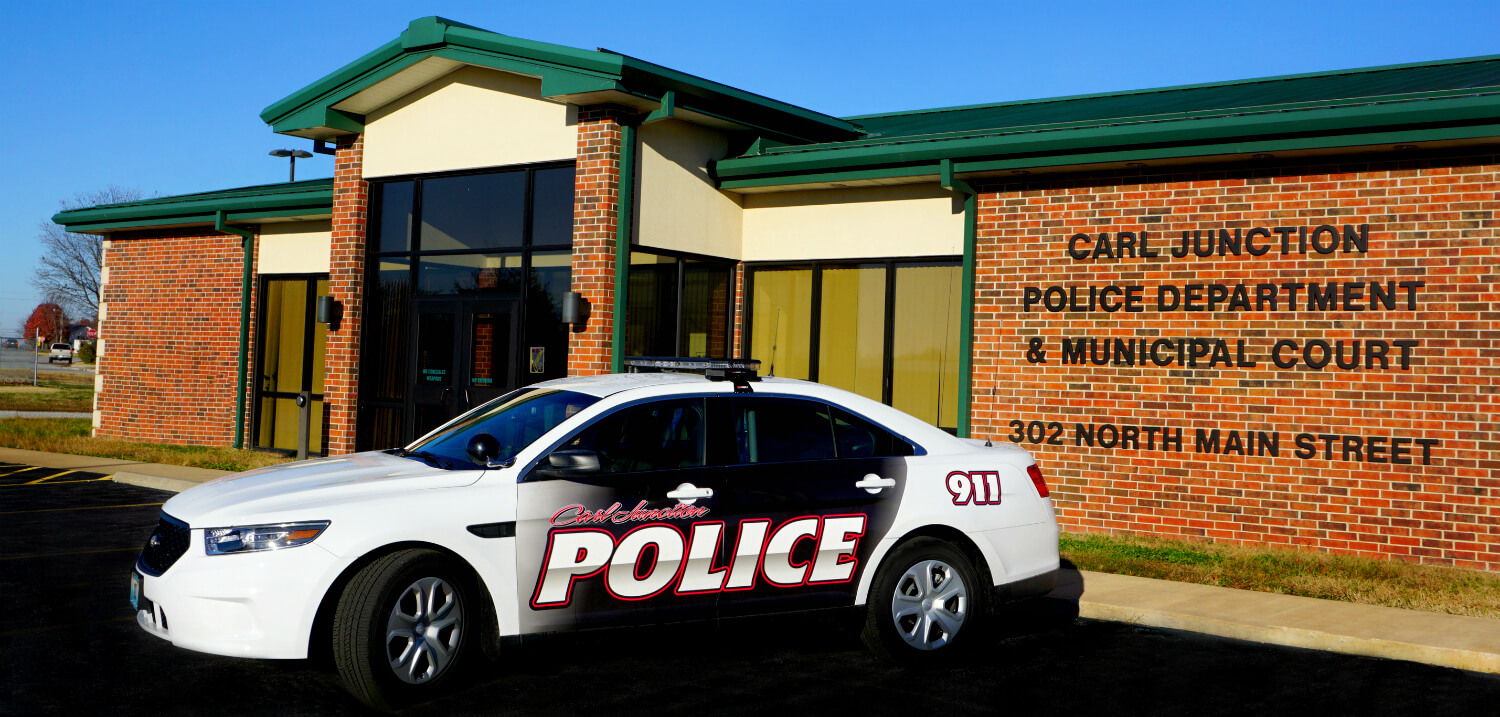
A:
[466, 433, 502, 467]
[534, 449, 601, 479]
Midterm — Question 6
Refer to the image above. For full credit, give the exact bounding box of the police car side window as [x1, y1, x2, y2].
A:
[732, 398, 836, 464]
[830, 406, 914, 458]
[569, 399, 705, 474]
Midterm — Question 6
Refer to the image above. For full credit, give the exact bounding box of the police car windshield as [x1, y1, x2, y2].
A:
[406, 388, 599, 469]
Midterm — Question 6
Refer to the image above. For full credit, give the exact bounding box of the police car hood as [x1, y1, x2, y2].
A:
[162, 451, 479, 527]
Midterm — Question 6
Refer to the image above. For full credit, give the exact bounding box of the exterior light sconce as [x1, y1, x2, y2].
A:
[562, 291, 589, 331]
[317, 295, 343, 330]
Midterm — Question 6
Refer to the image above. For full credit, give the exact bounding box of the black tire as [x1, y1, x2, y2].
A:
[861, 538, 985, 664]
[332, 549, 478, 711]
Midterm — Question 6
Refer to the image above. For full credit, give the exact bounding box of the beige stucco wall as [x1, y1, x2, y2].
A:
[637, 119, 743, 258]
[362, 66, 577, 178]
[258, 220, 331, 274]
[740, 185, 964, 261]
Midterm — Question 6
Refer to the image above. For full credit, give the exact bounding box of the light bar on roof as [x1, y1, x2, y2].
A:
[623, 357, 762, 373]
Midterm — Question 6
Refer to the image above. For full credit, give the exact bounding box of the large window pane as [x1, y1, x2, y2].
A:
[417, 253, 523, 294]
[682, 259, 731, 358]
[531, 166, 576, 247]
[420, 172, 526, 251]
[372, 181, 414, 252]
[526, 251, 571, 382]
[818, 265, 885, 402]
[365, 258, 411, 401]
[891, 263, 961, 430]
[626, 252, 678, 357]
[260, 279, 307, 394]
[749, 267, 812, 379]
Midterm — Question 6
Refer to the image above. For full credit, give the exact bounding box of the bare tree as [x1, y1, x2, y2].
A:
[33, 186, 151, 319]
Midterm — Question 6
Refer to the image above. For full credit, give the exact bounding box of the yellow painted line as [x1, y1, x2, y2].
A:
[0, 501, 164, 515]
[25, 469, 77, 484]
[0, 466, 40, 477]
[0, 475, 111, 486]
[0, 547, 140, 561]
[0, 615, 136, 638]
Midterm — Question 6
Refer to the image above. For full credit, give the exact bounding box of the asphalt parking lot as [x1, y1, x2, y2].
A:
[3, 462, 1498, 716]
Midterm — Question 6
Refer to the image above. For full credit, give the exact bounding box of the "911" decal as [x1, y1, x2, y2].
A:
[947, 470, 1001, 505]
[531, 514, 868, 609]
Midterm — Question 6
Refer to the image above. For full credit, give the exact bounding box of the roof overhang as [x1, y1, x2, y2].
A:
[718, 91, 1500, 192]
[259, 17, 862, 144]
[53, 180, 334, 235]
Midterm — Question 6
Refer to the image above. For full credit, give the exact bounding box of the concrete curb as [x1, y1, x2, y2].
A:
[1078, 601, 1500, 674]
[1054, 569, 1500, 675]
[112, 470, 219, 494]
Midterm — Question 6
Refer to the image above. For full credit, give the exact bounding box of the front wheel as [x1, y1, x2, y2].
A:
[861, 538, 984, 663]
[332, 549, 477, 711]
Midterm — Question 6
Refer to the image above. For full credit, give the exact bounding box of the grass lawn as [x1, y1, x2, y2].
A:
[0, 371, 96, 412]
[0, 417, 293, 472]
[1062, 532, 1500, 619]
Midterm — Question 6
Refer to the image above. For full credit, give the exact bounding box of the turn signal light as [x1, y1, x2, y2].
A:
[1026, 464, 1050, 498]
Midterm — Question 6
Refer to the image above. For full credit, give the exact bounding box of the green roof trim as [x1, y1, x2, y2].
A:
[53, 179, 333, 234]
[719, 54, 1500, 187]
[260, 17, 860, 144]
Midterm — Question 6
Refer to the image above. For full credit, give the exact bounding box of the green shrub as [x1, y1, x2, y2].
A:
[77, 341, 96, 363]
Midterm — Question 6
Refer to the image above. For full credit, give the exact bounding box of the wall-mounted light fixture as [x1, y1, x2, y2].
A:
[316, 295, 342, 330]
[562, 291, 589, 331]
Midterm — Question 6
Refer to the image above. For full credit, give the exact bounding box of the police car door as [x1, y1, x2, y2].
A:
[516, 396, 724, 633]
[709, 396, 908, 619]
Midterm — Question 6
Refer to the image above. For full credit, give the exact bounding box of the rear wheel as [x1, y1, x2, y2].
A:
[332, 549, 476, 710]
[861, 538, 983, 663]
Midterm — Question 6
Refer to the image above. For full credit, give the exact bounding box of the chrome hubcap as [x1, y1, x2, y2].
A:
[385, 577, 462, 684]
[890, 559, 967, 650]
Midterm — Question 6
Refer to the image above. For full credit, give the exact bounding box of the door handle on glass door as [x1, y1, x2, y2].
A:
[855, 474, 896, 494]
[666, 483, 713, 505]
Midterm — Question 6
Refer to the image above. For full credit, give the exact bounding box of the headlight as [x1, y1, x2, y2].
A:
[204, 521, 330, 555]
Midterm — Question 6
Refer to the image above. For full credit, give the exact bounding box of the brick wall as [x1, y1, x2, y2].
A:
[324, 134, 368, 454]
[971, 151, 1499, 571]
[569, 106, 631, 375]
[97, 229, 254, 445]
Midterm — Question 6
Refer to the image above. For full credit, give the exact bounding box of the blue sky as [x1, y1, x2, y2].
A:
[2, 0, 1497, 333]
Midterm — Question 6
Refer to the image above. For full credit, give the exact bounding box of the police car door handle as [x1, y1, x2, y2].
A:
[666, 483, 713, 505]
[855, 474, 896, 494]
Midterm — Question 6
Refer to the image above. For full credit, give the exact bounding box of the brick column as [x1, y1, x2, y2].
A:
[568, 106, 632, 375]
[324, 134, 367, 454]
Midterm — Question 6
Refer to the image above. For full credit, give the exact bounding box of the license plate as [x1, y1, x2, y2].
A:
[130, 571, 141, 611]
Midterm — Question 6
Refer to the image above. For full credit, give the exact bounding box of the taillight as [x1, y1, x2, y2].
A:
[1026, 464, 1050, 498]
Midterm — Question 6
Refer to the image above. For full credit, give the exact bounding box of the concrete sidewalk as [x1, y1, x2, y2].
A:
[2, 446, 1497, 676]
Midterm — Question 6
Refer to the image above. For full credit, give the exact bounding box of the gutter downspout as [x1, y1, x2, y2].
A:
[216, 210, 254, 448]
[610, 95, 672, 373]
[940, 160, 977, 438]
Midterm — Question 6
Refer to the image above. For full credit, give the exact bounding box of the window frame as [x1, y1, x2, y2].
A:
[251, 272, 330, 456]
[625, 246, 737, 360]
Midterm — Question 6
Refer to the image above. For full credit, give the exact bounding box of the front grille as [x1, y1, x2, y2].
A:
[138, 513, 190, 576]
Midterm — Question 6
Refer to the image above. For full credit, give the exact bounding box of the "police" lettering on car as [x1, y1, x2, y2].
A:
[531, 514, 868, 608]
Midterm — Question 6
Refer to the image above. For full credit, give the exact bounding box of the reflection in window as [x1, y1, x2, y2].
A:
[733, 399, 835, 464]
[417, 253, 523, 294]
[576, 400, 705, 473]
[749, 267, 812, 379]
[372, 181, 414, 253]
[420, 172, 526, 251]
[625, 252, 734, 359]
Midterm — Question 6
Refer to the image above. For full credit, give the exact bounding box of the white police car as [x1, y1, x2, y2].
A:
[131, 359, 1059, 709]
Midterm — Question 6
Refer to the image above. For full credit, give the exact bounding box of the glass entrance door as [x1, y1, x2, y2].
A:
[409, 299, 520, 439]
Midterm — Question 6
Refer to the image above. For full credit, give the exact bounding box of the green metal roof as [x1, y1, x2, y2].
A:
[718, 54, 1500, 187]
[260, 16, 862, 144]
[53, 179, 333, 234]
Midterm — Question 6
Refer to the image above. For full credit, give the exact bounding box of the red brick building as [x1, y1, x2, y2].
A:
[56, 18, 1499, 570]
